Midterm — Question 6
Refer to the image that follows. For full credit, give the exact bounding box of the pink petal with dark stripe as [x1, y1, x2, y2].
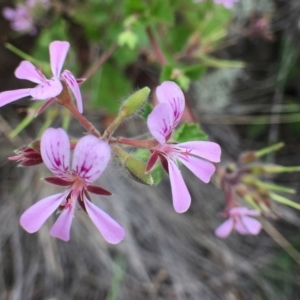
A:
[147, 103, 174, 144]
[61, 70, 83, 113]
[156, 81, 185, 126]
[72, 136, 111, 184]
[41, 128, 70, 179]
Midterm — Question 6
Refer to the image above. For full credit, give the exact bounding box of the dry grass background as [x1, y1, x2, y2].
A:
[1, 0, 300, 299]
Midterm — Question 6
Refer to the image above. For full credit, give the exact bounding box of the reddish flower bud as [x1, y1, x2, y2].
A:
[8, 142, 42, 167]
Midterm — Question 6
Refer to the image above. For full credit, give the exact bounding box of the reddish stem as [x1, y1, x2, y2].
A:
[112, 136, 158, 149]
[146, 27, 166, 66]
[81, 43, 118, 79]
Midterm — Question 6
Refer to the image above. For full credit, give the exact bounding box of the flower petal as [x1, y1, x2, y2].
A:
[0, 89, 31, 107]
[178, 141, 221, 163]
[72, 136, 111, 184]
[61, 70, 83, 113]
[20, 193, 65, 233]
[215, 218, 234, 238]
[147, 103, 175, 144]
[156, 81, 185, 126]
[3, 7, 16, 20]
[30, 77, 62, 100]
[241, 216, 262, 235]
[41, 128, 70, 179]
[168, 160, 191, 213]
[15, 61, 46, 84]
[84, 197, 125, 244]
[50, 204, 75, 241]
[178, 154, 216, 183]
[49, 41, 70, 77]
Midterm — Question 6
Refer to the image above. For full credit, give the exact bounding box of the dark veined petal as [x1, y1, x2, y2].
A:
[61, 70, 83, 113]
[147, 103, 175, 144]
[156, 81, 185, 127]
[41, 128, 70, 179]
[72, 136, 111, 184]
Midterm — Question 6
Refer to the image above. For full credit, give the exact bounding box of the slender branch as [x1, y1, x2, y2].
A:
[146, 27, 166, 66]
[64, 102, 101, 138]
[81, 43, 118, 79]
[111, 136, 158, 149]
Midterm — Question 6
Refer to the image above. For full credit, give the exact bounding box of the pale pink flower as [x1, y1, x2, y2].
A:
[3, 0, 50, 34]
[214, 0, 239, 9]
[146, 81, 221, 213]
[215, 207, 262, 238]
[20, 128, 125, 243]
[3, 5, 36, 34]
[0, 41, 83, 113]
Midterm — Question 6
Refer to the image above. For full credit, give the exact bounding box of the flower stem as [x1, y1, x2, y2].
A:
[113, 136, 158, 149]
[146, 27, 166, 66]
[81, 43, 118, 79]
[102, 111, 127, 138]
[61, 98, 100, 138]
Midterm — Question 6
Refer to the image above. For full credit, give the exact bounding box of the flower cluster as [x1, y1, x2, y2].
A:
[3, 0, 50, 35]
[215, 143, 300, 238]
[2, 40, 222, 243]
[0, 41, 83, 114]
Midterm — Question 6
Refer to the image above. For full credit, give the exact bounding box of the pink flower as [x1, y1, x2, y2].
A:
[0, 41, 83, 113]
[3, 0, 50, 34]
[214, 0, 239, 9]
[20, 128, 125, 243]
[146, 81, 221, 213]
[215, 207, 262, 238]
[3, 5, 36, 34]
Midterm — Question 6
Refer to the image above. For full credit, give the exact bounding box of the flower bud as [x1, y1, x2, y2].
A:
[120, 87, 150, 117]
[8, 141, 42, 167]
[113, 145, 153, 185]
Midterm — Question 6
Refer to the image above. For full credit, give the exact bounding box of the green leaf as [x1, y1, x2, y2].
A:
[172, 122, 208, 143]
[183, 65, 206, 80]
[150, 0, 174, 25]
[118, 30, 138, 50]
[160, 65, 173, 82]
[125, 0, 147, 14]
[140, 102, 153, 121]
[86, 63, 132, 114]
